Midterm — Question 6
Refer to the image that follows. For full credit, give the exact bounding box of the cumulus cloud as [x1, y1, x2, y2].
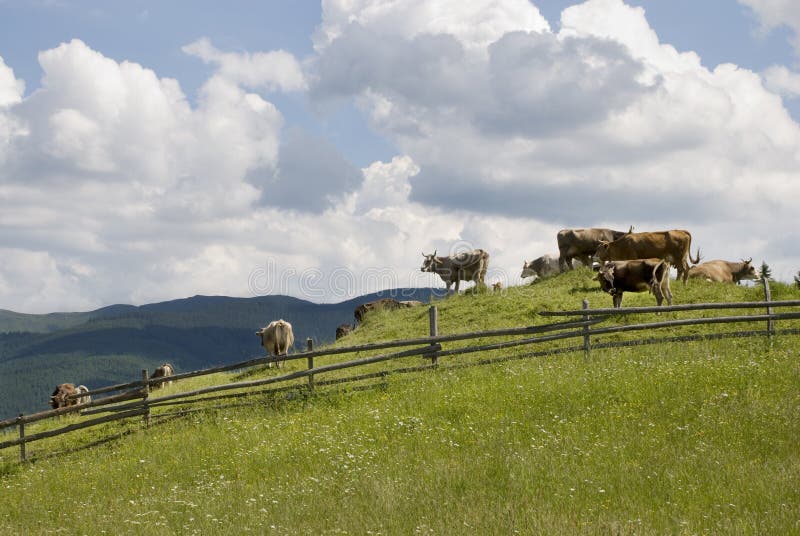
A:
[763, 64, 800, 96]
[3, 1, 800, 313]
[310, 0, 800, 281]
[250, 127, 363, 212]
[738, 0, 800, 53]
[183, 38, 307, 92]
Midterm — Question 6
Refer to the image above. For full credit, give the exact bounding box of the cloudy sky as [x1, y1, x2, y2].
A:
[1, 0, 799, 313]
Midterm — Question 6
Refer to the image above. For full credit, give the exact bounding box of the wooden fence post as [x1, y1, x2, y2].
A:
[763, 277, 774, 336]
[582, 299, 591, 358]
[18, 414, 25, 463]
[141, 369, 150, 427]
[306, 338, 314, 391]
[429, 306, 439, 365]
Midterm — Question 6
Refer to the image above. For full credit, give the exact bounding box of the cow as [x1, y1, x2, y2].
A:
[557, 226, 632, 272]
[336, 323, 353, 340]
[594, 230, 701, 283]
[354, 298, 404, 324]
[521, 254, 560, 279]
[420, 249, 490, 294]
[595, 259, 673, 308]
[151, 363, 175, 389]
[492, 281, 503, 292]
[256, 319, 294, 369]
[399, 300, 424, 307]
[50, 383, 80, 409]
[76, 385, 91, 405]
[688, 258, 758, 284]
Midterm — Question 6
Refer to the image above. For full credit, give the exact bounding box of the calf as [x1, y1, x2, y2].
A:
[595, 259, 672, 308]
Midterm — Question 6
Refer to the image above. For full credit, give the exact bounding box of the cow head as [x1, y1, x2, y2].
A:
[738, 258, 758, 281]
[520, 260, 535, 278]
[420, 250, 441, 272]
[595, 264, 616, 294]
[594, 241, 612, 262]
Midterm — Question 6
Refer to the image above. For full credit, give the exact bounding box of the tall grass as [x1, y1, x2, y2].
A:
[1, 271, 798, 534]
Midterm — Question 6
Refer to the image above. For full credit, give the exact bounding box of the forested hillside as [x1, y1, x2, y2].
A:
[0, 288, 443, 416]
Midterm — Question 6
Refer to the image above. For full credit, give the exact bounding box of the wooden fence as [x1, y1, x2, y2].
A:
[2, 279, 799, 462]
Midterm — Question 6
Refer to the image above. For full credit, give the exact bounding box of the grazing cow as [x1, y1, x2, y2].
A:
[557, 226, 632, 272]
[76, 385, 91, 405]
[595, 259, 673, 308]
[256, 319, 294, 369]
[688, 258, 758, 284]
[521, 254, 560, 279]
[50, 383, 80, 409]
[594, 230, 700, 283]
[336, 323, 353, 340]
[151, 363, 175, 389]
[354, 298, 404, 324]
[420, 249, 490, 294]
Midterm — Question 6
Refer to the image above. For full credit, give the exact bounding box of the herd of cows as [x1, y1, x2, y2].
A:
[46, 226, 761, 412]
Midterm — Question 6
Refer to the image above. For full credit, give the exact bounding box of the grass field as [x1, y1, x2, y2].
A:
[1, 269, 798, 534]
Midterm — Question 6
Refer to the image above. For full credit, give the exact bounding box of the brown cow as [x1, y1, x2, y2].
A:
[151, 363, 175, 389]
[688, 258, 758, 284]
[354, 298, 404, 324]
[50, 383, 80, 409]
[557, 226, 632, 271]
[595, 259, 672, 308]
[594, 230, 700, 283]
[256, 319, 294, 369]
[420, 249, 489, 294]
[335, 323, 353, 340]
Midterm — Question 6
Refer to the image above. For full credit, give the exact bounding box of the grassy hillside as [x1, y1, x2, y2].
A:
[0, 270, 798, 534]
[0, 289, 444, 416]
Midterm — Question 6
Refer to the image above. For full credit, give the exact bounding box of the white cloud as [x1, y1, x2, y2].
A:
[0, 56, 24, 106]
[3, 2, 800, 313]
[183, 38, 307, 92]
[763, 64, 800, 96]
[738, 0, 800, 52]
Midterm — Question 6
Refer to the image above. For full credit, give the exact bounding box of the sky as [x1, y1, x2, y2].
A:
[1, 0, 800, 313]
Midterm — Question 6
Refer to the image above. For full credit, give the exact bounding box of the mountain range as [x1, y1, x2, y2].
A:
[0, 288, 444, 417]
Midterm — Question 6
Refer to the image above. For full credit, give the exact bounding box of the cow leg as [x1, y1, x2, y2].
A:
[613, 292, 623, 308]
[454, 280, 460, 294]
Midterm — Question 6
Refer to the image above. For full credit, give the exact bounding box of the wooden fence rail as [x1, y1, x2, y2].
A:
[3, 286, 799, 462]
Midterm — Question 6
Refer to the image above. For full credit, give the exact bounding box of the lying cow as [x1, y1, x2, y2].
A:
[256, 319, 294, 368]
[688, 258, 758, 284]
[557, 226, 632, 272]
[521, 254, 560, 279]
[420, 249, 490, 294]
[595, 230, 700, 283]
[336, 323, 353, 340]
[151, 363, 175, 389]
[50, 383, 80, 409]
[354, 298, 404, 324]
[595, 259, 673, 308]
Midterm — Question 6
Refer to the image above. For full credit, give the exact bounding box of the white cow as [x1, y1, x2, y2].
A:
[256, 319, 295, 369]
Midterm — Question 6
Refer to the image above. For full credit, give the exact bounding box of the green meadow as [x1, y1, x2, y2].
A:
[1, 269, 798, 535]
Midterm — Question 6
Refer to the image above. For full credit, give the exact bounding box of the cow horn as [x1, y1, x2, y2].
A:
[745, 257, 752, 264]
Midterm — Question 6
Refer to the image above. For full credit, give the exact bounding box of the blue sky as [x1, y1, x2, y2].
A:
[1, 0, 799, 312]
